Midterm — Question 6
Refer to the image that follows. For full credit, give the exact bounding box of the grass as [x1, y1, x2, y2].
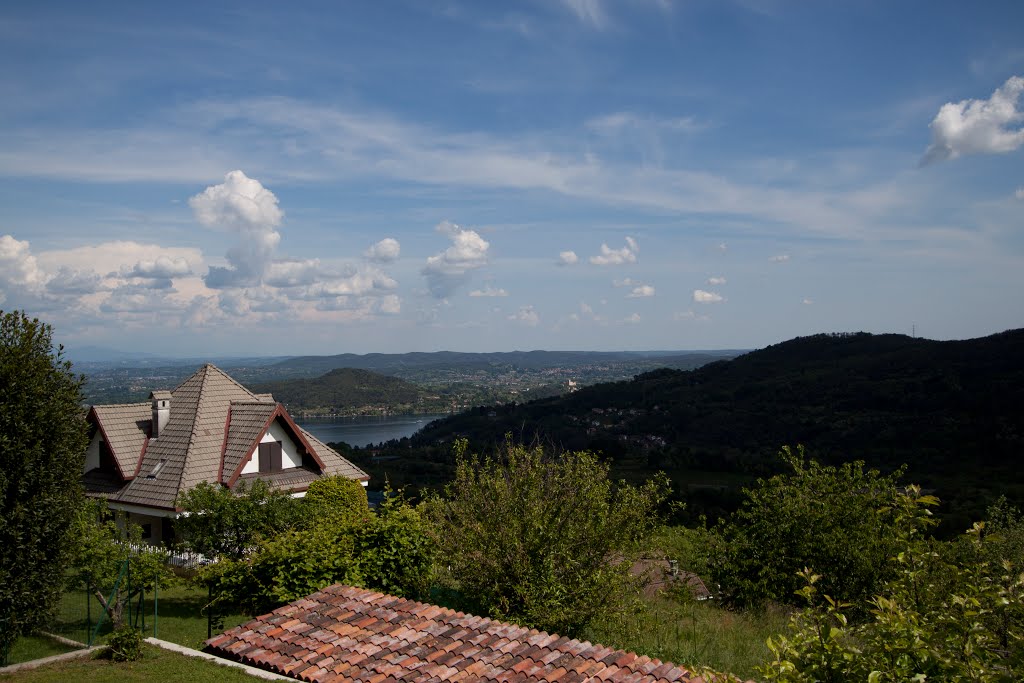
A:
[0, 643, 260, 682]
[4, 580, 250, 667]
[586, 595, 792, 681]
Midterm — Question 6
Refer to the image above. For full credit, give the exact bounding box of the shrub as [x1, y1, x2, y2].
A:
[106, 624, 144, 663]
[425, 439, 670, 637]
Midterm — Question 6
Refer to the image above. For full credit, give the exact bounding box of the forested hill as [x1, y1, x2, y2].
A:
[409, 330, 1024, 526]
[253, 368, 431, 415]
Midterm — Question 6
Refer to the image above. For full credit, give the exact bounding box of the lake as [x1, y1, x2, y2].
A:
[296, 414, 448, 448]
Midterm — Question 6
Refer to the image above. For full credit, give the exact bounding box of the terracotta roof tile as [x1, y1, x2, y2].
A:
[206, 584, 749, 682]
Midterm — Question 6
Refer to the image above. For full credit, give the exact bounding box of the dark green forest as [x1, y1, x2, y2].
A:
[341, 329, 1024, 534]
[252, 368, 437, 415]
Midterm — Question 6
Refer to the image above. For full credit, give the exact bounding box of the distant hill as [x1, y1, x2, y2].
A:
[393, 329, 1024, 531]
[253, 368, 432, 415]
[266, 350, 740, 379]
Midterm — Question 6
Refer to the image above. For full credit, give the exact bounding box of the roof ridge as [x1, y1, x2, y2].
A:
[93, 401, 151, 409]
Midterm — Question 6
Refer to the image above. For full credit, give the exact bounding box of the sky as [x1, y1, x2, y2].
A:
[1, 1, 1023, 357]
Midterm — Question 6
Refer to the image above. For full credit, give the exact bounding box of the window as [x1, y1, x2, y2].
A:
[258, 441, 283, 473]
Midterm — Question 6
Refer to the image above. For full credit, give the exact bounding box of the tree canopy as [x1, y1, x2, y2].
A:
[0, 311, 89, 658]
[425, 439, 670, 637]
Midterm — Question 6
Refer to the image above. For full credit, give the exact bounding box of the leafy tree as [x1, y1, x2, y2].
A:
[69, 500, 172, 630]
[202, 488, 432, 615]
[174, 479, 303, 560]
[760, 489, 1024, 681]
[425, 439, 670, 637]
[301, 475, 370, 527]
[712, 446, 909, 610]
[0, 311, 89, 658]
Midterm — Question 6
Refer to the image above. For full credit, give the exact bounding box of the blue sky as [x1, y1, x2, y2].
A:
[1, 1, 1022, 356]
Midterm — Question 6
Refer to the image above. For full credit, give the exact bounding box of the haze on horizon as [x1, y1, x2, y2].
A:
[1, 2, 1022, 357]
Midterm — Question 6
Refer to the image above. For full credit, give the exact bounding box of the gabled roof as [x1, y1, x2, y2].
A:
[88, 402, 152, 479]
[206, 584, 722, 683]
[86, 363, 368, 511]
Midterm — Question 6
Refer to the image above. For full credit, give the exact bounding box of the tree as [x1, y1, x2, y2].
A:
[174, 479, 304, 561]
[0, 311, 89, 659]
[760, 490, 1024, 681]
[69, 500, 172, 630]
[712, 445, 910, 610]
[425, 439, 670, 637]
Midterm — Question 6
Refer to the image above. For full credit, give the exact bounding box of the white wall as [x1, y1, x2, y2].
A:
[240, 418, 302, 474]
[84, 430, 102, 472]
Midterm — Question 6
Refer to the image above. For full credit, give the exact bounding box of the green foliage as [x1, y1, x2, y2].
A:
[425, 439, 670, 637]
[760, 493, 1024, 682]
[174, 479, 303, 560]
[0, 311, 89, 657]
[201, 488, 432, 616]
[713, 446, 911, 610]
[69, 500, 173, 629]
[106, 624, 144, 663]
[302, 475, 370, 527]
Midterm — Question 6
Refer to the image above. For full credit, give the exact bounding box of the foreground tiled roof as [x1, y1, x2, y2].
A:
[205, 584, 718, 682]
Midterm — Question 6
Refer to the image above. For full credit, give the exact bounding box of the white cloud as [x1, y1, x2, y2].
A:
[586, 112, 704, 135]
[0, 235, 48, 294]
[560, 0, 608, 28]
[422, 221, 490, 298]
[627, 285, 655, 298]
[128, 255, 192, 279]
[707, 276, 727, 286]
[263, 258, 324, 288]
[622, 312, 641, 323]
[378, 294, 401, 314]
[693, 289, 724, 304]
[803, 298, 814, 305]
[769, 254, 790, 263]
[590, 236, 638, 266]
[469, 286, 508, 297]
[1016, 187, 1024, 199]
[557, 250, 579, 266]
[364, 237, 401, 263]
[613, 277, 639, 287]
[717, 243, 728, 253]
[922, 76, 1024, 164]
[189, 170, 283, 288]
[508, 305, 540, 326]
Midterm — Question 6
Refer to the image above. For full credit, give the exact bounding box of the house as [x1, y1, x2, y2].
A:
[82, 363, 368, 544]
[205, 584, 737, 682]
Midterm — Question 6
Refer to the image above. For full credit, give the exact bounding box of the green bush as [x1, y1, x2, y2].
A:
[425, 439, 670, 637]
[760, 492, 1024, 682]
[106, 624, 144, 663]
[713, 446, 909, 611]
[303, 476, 370, 527]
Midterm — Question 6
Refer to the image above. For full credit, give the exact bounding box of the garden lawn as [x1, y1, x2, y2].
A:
[0, 644, 260, 682]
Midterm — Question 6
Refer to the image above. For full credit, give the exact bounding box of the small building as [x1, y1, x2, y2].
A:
[82, 363, 368, 544]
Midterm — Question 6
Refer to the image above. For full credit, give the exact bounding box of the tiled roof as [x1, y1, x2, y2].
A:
[300, 428, 368, 482]
[221, 401, 279, 482]
[205, 584, 724, 683]
[91, 402, 151, 477]
[87, 363, 367, 511]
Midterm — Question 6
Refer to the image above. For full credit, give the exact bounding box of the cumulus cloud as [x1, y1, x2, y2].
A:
[508, 305, 540, 326]
[627, 285, 655, 298]
[622, 313, 641, 323]
[469, 286, 508, 297]
[190, 170, 283, 288]
[693, 289, 724, 304]
[590, 236, 638, 266]
[557, 250, 579, 266]
[613, 277, 639, 287]
[922, 76, 1024, 165]
[707, 276, 727, 286]
[365, 238, 401, 263]
[378, 294, 401, 314]
[803, 298, 814, 305]
[769, 254, 790, 263]
[128, 255, 192, 279]
[0, 235, 48, 294]
[422, 221, 490, 298]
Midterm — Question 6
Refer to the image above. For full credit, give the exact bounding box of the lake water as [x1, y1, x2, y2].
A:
[296, 414, 448, 448]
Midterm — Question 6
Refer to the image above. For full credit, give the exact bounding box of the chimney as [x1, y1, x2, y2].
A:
[150, 390, 171, 439]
